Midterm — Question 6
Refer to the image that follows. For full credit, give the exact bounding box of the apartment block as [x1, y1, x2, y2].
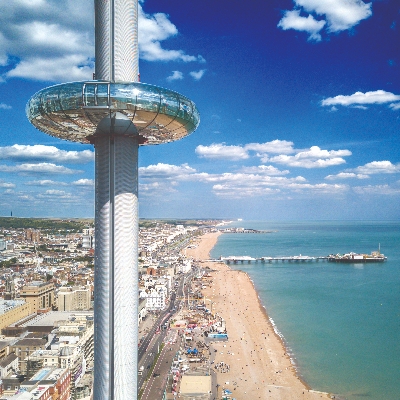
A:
[20, 281, 55, 312]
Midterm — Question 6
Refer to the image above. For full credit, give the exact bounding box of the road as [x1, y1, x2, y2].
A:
[138, 272, 189, 392]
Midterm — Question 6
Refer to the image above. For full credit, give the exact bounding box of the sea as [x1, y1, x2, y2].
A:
[209, 221, 400, 400]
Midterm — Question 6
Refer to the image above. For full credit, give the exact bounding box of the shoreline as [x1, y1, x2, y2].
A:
[186, 231, 331, 399]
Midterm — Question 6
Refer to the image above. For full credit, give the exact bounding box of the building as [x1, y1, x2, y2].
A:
[138, 299, 146, 323]
[0, 353, 18, 379]
[0, 299, 31, 332]
[82, 235, 94, 249]
[57, 286, 91, 311]
[0, 240, 6, 251]
[24, 320, 93, 399]
[25, 229, 41, 243]
[20, 282, 55, 313]
[19, 367, 71, 400]
[140, 283, 168, 311]
[4, 277, 15, 300]
[10, 338, 47, 375]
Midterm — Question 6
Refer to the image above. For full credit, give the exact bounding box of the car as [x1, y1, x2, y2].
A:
[153, 373, 160, 378]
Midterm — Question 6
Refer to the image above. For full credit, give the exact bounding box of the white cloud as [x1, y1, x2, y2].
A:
[26, 179, 68, 186]
[389, 103, 400, 110]
[0, 163, 81, 174]
[139, 163, 196, 178]
[0, 182, 15, 188]
[325, 172, 369, 180]
[322, 90, 400, 107]
[71, 179, 94, 186]
[278, 10, 325, 41]
[1, 1, 203, 82]
[195, 144, 249, 161]
[296, 0, 372, 32]
[195, 142, 351, 168]
[0, 103, 12, 110]
[240, 165, 290, 176]
[36, 189, 81, 203]
[352, 161, 400, 175]
[0, 145, 94, 163]
[353, 184, 400, 195]
[206, 173, 346, 198]
[189, 69, 206, 80]
[267, 146, 351, 168]
[43, 189, 67, 196]
[167, 71, 184, 82]
[245, 140, 295, 154]
[7, 55, 94, 82]
[278, 0, 372, 40]
[139, 181, 177, 196]
[1, 1, 94, 81]
[138, 5, 203, 63]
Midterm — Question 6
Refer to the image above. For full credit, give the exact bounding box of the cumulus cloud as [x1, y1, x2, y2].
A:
[71, 179, 94, 186]
[139, 163, 196, 178]
[0, 144, 94, 163]
[266, 146, 352, 168]
[0, 103, 12, 110]
[7, 54, 94, 82]
[166, 71, 183, 82]
[352, 161, 400, 175]
[36, 189, 81, 203]
[138, 5, 204, 63]
[353, 184, 400, 195]
[195, 142, 351, 168]
[322, 90, 400, 108]
[189, 69, 206, 80]
[278, 10, 325, 41]
[139, 160, 342, 198]
[325, 172, 369, 180]
[208, 174, 346, 197]
[0, 163, 81, 174]
[26, 179, 68, 186]
[245, 140, 295, 155]
[278, 0, 372, 41]
[196, 144, 249, 161]
[0, 181, 15, 188]
[139, 181, 178, 196]
[239, 165, 290, 176]
[1, 1, 203, 82]
[1, 1, 94, 81]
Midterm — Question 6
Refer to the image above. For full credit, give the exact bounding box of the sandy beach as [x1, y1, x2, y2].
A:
[186, 232, 331, 399]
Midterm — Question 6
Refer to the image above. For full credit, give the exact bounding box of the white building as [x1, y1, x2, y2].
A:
[140, 283, 168, 311]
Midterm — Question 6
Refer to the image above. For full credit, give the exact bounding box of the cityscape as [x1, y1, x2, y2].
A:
[0, 218, 234, 399]
[0, 0, 399, 399]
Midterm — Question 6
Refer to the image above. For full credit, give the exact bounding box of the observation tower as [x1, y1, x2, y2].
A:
[26, 0, 199, 398]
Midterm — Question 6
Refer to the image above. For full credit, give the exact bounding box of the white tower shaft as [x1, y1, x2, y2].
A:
[94, 134, 139, 399]
[93, 0, 139, 398]
[95, 0, 139, 82]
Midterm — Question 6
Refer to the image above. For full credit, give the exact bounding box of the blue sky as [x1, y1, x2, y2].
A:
[0, 0, 399, 220]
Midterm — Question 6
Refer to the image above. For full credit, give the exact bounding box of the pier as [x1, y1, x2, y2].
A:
[219, 228, 276, 234]
[213, 255, 329, 263]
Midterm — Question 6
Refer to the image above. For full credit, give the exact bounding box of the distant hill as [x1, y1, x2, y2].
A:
[0, 217, 93, 233]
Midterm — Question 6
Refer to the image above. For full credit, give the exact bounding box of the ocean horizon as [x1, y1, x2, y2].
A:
[209, 220, 400, 400]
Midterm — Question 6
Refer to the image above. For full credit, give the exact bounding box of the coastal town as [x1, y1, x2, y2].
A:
[0, 218, 333, 400]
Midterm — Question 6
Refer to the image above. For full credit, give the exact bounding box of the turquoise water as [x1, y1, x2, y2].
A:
[210, 221, 400, 400]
